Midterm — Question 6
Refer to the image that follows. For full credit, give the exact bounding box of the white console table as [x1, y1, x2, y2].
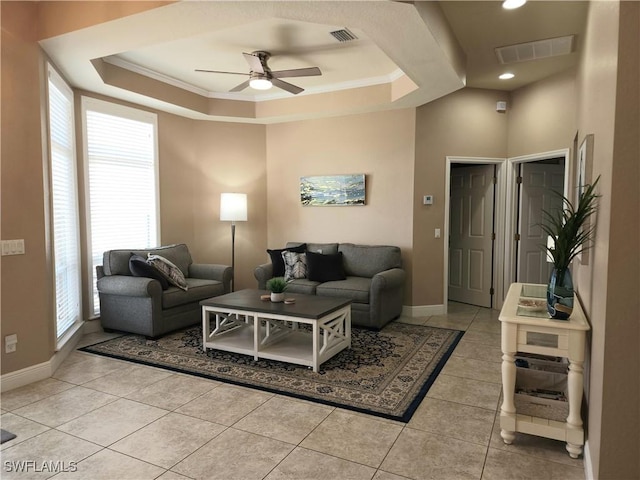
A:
[499, 283, 590, 458]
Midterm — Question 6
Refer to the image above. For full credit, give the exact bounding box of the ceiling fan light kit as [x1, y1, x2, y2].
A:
[249, 77, 272, 90]
[502, 0, 527, 10]
[196, 50, 322, 95]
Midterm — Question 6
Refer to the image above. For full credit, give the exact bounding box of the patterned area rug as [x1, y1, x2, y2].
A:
[80, 323, 463, 422]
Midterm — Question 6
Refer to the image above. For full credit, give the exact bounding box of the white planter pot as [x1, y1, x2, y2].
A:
[270, 292, 285, 303]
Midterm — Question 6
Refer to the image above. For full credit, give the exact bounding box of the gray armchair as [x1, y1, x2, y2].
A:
[97, 244, 231, 338]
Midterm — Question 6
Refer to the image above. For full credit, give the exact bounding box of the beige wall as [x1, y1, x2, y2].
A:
[507, 68, 577, 158]
[1, 2, 55, 374]
[266, 109, 416, 304]
[37, 1, 174, 40]
[574, 1, 640, 478]
[413, 88, 509, 306]
[159, 115, 268, 291]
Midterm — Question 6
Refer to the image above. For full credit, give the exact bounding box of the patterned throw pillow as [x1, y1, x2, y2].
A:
[267, 243, 307, 277]
[147, 254, 188, 291]
[282, 251, 307, 282]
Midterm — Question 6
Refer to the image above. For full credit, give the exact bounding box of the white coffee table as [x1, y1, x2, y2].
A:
[201, 289, 351, 372]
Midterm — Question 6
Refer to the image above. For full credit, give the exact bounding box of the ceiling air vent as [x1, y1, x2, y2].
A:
[495, 35, 575, 64]
[330, 28, 358, 42]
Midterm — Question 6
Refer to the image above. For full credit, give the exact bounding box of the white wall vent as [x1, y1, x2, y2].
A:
[495, 35, 575, 64]
[330, 28, 358, 42]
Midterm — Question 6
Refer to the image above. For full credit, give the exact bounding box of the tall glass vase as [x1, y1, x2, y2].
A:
[547, 267, 574, 320]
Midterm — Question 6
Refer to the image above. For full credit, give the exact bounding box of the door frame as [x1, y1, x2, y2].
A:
[504, 149, 571, 287]
[445, 157, 507, 312]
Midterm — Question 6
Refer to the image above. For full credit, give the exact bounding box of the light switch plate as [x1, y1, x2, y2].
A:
[1, 239, 25, 256]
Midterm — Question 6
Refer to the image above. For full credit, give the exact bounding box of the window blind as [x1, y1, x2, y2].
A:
[48, 66, 82, 340]
[82, 98, 159, 316]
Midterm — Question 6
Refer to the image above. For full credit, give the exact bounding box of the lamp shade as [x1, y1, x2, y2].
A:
[220, 193, 247, 222]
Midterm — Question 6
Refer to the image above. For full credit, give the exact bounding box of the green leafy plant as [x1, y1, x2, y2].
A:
[266, 277, 288, 293]
[541, 176, 600, 273]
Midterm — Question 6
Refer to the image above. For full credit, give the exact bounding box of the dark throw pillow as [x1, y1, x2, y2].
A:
[129, 254, 170, 290]
[306, 251, 346, 283]
[267, 243, 307, 277]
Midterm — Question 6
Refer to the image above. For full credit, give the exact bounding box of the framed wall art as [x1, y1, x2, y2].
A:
[576, 133, 593, 202]
[300, 174, 366, 206]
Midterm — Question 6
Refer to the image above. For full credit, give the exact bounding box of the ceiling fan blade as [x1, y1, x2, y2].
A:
[271, 78, 304, 95]
[229, 79, 251, 92]
[272, 67, 322, 79]
[195, 69, 248, 75]
[242, 52, 265, 74]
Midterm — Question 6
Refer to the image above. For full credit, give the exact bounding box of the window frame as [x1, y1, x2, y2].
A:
[46, 64, 83, 347]
[81, 96, 161, 318]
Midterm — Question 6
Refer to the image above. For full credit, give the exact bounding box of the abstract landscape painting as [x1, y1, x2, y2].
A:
[300, 174, 366, 206]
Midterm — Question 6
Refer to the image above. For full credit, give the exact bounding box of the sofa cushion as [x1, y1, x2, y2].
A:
[316, 276, 371, 303]
[286, 242, 339, 255]
[129, 254, 169, 290]
[147, 254, 188, 291]
[283, 279, 321, 295]
[103, 244, 192, 277]
[283, 251, 307, 282]
[307, 251, 346, 283]
[267, 243, 306, 277]
[338, 243, 402, 278]
[162, 278, 225, 309]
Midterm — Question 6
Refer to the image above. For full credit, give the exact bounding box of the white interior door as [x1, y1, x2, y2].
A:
[518, 163, 565, 284]
[448, 164, 495, 308]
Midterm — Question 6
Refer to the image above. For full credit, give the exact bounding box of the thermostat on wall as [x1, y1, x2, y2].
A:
[423, 195, 433, 205]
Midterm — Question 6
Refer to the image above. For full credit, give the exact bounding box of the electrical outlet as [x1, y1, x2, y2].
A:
[5, 334, 17, 353]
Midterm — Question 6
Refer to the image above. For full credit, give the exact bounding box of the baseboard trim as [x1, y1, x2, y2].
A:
[402, 304, 446, 317]
[1, 321, 90, 393]
[0, 361, 52, 393]
[83, 319, 103, 334]
[583, 440, 593, 479]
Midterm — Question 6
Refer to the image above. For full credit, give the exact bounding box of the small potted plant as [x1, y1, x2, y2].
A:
[541, 176, 600, 319]
[266, 277, 287, 303]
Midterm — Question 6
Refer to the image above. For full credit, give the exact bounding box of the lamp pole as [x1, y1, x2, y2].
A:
[220, 193, 247, 293]
[230, 221, 236, 291]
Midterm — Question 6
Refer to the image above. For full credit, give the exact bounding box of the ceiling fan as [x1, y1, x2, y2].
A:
[196, 51, 321, 95]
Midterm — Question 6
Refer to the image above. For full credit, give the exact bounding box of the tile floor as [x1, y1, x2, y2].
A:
[1, 303, 586, 480]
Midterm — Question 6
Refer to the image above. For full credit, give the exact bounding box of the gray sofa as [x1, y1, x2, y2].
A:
[254, 242, 405, 329]
[97, 244, 232, 338]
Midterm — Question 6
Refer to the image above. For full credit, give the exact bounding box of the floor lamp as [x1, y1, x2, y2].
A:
[220, 193, 247, 292]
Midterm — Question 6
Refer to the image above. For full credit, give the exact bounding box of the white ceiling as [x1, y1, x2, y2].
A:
[40, 1, 588, 124]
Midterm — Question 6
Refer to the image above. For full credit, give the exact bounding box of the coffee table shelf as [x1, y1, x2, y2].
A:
[201, 290, 351, 372]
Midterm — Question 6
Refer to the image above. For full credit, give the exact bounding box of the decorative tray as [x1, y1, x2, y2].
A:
[518, 298, 547, 312]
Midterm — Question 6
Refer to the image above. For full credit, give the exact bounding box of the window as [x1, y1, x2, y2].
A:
[47, 65, 82, 342]
[82, 97, 160, 316]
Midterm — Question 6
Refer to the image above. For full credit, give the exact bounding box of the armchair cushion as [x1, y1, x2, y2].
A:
[129, 254, 169, 290]
[162, 278, 225, 309]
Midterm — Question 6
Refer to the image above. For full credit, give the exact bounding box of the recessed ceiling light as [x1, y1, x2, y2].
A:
[502, 0, 527, 10]
[499, 73, 515, 80]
